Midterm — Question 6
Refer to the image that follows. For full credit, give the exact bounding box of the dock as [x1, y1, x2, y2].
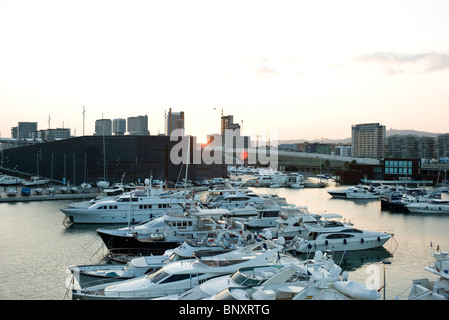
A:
[0, 190, 100, 203]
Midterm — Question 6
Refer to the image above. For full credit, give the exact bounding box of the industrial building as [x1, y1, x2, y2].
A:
[2, 135, 225, 185]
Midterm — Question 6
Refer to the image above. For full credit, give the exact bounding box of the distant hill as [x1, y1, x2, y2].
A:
[385, 129, 441, 138]
[279, 129, 443, 145]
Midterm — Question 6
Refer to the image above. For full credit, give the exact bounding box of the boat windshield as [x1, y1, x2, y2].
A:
[146, 269, 169, 283]
[214, 288, 243, 300]
[230, 269, 273, 286]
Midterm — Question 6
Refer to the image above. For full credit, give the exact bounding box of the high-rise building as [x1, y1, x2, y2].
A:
[221, 115, 240, 136]
[127, 115, 149, 135]
[113, 118, 126, 135]
[94, 119, 112, 136]
[12, 122, 38, 139]
[351, 123, 386, 159]
[166, 108, 184, 136]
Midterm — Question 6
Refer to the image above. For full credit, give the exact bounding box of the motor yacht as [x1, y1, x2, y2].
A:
[60, 189, 190, 224]
[408, 250, 449, 300]
[286, 221, 393, 253]
[22, 176, 50, 186]
[95, 208, 248, 255]
[208, 250, 379, 300]
[71, 240, 293, 300]
[328, 185, 379, 200]
[0, 175, 24, 185]
[405, 199, 449, 214]
[67, 231, 243, 289]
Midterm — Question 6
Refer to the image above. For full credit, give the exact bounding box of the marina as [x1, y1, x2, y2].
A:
[0, 174, 448, 300]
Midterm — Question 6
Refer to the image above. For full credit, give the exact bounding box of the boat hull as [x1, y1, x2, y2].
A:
[291, 234, 392, 253]
[97, 230, 180, 255]
[406, 206, 449, 214]
[60, 208, 165, 224]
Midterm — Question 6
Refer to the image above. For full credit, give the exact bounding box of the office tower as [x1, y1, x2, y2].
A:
[351, 123, 386, 159]
[166, 108, 184, 135]
[127, 115, 149, 135]
[14, 122, 38, 139]
[113, 118, 126, 135]
[221, 115, 240, 136]
[94, 119, 112, 136]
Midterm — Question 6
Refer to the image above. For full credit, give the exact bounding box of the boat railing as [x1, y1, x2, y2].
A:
[108, 248, 168, 262]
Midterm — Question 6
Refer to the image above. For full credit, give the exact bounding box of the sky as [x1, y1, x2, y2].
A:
[1, 0, 449, 142]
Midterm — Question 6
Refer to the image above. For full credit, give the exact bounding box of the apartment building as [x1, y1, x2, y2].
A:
[351, 123, 386, 159]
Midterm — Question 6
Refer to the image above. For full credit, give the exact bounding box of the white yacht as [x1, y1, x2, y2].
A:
[60, 189, 188, 224]
[95, 208, 246, 254]
[206, 192, 265, 210]
[168, 250, 334, 300]
[328, 186, 379, 199]
[157, 264, 292, 300]
[67, 250, 173, 289]
[246, 175, 273, 187]
[408, 251, 449, 300]
[287, 221, 393, 253]
[22, 176, 50, 186]
[209, 250, 379, 300]
[259, 206, 325, 240]
[67, 230, 242, 289]
[71, 241, 293, 300]
[405, 199, 449, 214]
[0, 175, 24, 185]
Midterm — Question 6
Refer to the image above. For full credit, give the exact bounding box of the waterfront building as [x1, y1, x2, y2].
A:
[166, 108, 184, 136]
[113, 118, 126, 135]
[94, 119, 112, 136]
[11, 122, 38, 139]
[386, 135, 437, 159]
[335, 145, 352, 157]
[128, 115, 149, 135]
[351, 123, 386, 160]
[221, 115, 240, 136]
[2, 135, 225, 185]
[31, 128, 71, 140]
[437, 133, 449, 158]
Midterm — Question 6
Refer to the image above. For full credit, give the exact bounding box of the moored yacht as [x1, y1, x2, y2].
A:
[328, 185, 379, 200]
[287, 221, 393, 253]
[405, 199, 449, 214]
[96, 208, 246, 254]
[408, 250, 449, 300]
[71, 240, 292, 300]
[0, 175, 24, 185]
[22, 176, 50, 186]
[60, 189, 189, 224]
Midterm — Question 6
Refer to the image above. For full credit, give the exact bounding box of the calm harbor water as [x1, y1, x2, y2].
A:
[0, 184, 448, 300]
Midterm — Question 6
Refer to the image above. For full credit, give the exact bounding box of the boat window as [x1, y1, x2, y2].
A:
[147, 269, 169, 283]
[160, 273, 202, 284]
[201, 259, 249, 267]
[342, 229, 363, 233]
[262, 211, 279, 218]
[325, 234, 354, 239]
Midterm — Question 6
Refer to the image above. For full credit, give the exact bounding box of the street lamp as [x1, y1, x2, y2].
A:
[382, 259, 391, 300]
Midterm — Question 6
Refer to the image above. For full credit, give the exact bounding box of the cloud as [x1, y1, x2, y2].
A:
[354, 52, 449, 75]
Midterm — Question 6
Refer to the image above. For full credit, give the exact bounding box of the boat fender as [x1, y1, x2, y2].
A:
[343, 239, 347, 245]
[377, 237, 380, 242]
[325, 240, 328, 246]
[308, 243, 312, 249]
[361, 238, 364, 243]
